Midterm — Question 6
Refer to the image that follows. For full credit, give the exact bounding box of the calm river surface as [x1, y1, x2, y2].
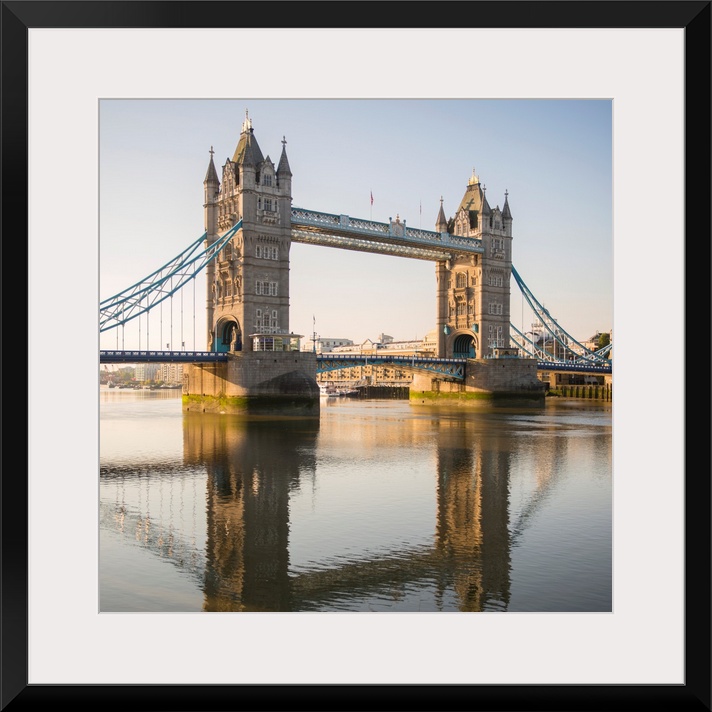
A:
[99, 388, 612, 613]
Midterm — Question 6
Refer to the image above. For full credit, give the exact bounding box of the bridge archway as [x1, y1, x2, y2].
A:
[215, 317, 242, 353]
[451, 331, 478, 359]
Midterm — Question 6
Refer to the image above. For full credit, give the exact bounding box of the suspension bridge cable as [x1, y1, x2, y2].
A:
[100, 221, 242, 333]
[511, 266, 607, 363]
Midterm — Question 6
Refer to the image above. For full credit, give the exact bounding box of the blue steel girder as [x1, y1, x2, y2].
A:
[99, 220, 243, 332]
[510, 325, 612, 367]
[291, 208, 483, 261]
[510, 266, 611, 366]
[537, 361, 612, 375]
[509, 325, 612, 372]
[317, 354, 466, 380]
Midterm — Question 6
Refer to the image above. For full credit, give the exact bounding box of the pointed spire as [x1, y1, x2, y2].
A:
[502, 189, 512, 219]
[481, 183, 491, 215]
[204, 145, 219, 184]
[232, 109, 264, 165]
[277, 135, 292, 176]
[435, 196, 448, 232]
[241, 109, 252, 134]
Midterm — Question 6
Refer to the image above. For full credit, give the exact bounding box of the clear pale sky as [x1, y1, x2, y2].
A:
[99, 98, 612, 350]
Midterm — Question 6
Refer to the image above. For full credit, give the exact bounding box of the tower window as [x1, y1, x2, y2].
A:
[263, 174, 272, 187]
[456, 273, 467, 288]
[255, 308, 279, 333]
[256, 280, 278, 296]
[256, 243, 279, 260]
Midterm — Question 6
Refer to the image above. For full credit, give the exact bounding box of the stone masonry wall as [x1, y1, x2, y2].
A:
[411, 357, 543, 395]
[185, 352, 318, 397]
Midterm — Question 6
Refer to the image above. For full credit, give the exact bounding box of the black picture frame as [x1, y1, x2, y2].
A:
[3, 2, 709, 710]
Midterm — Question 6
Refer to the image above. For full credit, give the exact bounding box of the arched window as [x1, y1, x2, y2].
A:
[456, 273, 467, 288]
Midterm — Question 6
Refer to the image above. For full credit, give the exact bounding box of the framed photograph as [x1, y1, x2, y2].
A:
[6, 1, 709, 709]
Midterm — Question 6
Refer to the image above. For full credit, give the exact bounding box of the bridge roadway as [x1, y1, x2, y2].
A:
[99, 350, 611, 375]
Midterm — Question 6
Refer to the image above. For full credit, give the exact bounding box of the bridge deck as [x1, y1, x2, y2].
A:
[100, 350, 228, 364]
[99, 350, 610, 375]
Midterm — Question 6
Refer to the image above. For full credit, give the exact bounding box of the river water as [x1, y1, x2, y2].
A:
[99, 388, 612, 613]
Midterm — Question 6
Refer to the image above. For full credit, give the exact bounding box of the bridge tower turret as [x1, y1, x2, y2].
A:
[437, 170, 513, 359]
[203, 147, 220, 348]
[208, 111, 295, 354]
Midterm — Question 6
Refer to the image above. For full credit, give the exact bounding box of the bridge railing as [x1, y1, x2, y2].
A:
[100, 350, 228, 363]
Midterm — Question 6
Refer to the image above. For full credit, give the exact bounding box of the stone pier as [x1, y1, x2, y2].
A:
[410, 356, 545, 404]
[183, 352, 319, 415]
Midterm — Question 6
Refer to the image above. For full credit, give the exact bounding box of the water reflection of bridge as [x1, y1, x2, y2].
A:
[100, 411, 562, 612]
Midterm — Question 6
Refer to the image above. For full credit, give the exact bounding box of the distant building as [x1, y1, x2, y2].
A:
[301, 337, 354, 353]
[135, 363, 161, 381]
[321, 333, 436, 386]
[160, 362, 185, 383]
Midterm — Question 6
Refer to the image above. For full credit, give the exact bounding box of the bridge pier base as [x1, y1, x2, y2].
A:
[410, 357, 545, 404]
[183, 352, 320, 415]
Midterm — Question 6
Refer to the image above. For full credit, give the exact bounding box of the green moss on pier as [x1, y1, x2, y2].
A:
[182, 393, 319, 415]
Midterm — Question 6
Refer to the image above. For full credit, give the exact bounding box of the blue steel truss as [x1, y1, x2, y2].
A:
[509, 266, 611, 366]
[317, 354, 466, 380]
[99, 220, 242, 332]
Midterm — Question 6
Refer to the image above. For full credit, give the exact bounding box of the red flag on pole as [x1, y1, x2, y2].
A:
[370, 191, 374, 206]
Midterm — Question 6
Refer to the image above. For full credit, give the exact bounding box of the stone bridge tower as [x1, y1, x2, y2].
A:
[435, 170, 513, 359]
[186, 112, 318, 414]
[203, 111, 296, 354]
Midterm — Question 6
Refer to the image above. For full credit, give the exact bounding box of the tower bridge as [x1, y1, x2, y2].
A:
[100, 112, 611, 412]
